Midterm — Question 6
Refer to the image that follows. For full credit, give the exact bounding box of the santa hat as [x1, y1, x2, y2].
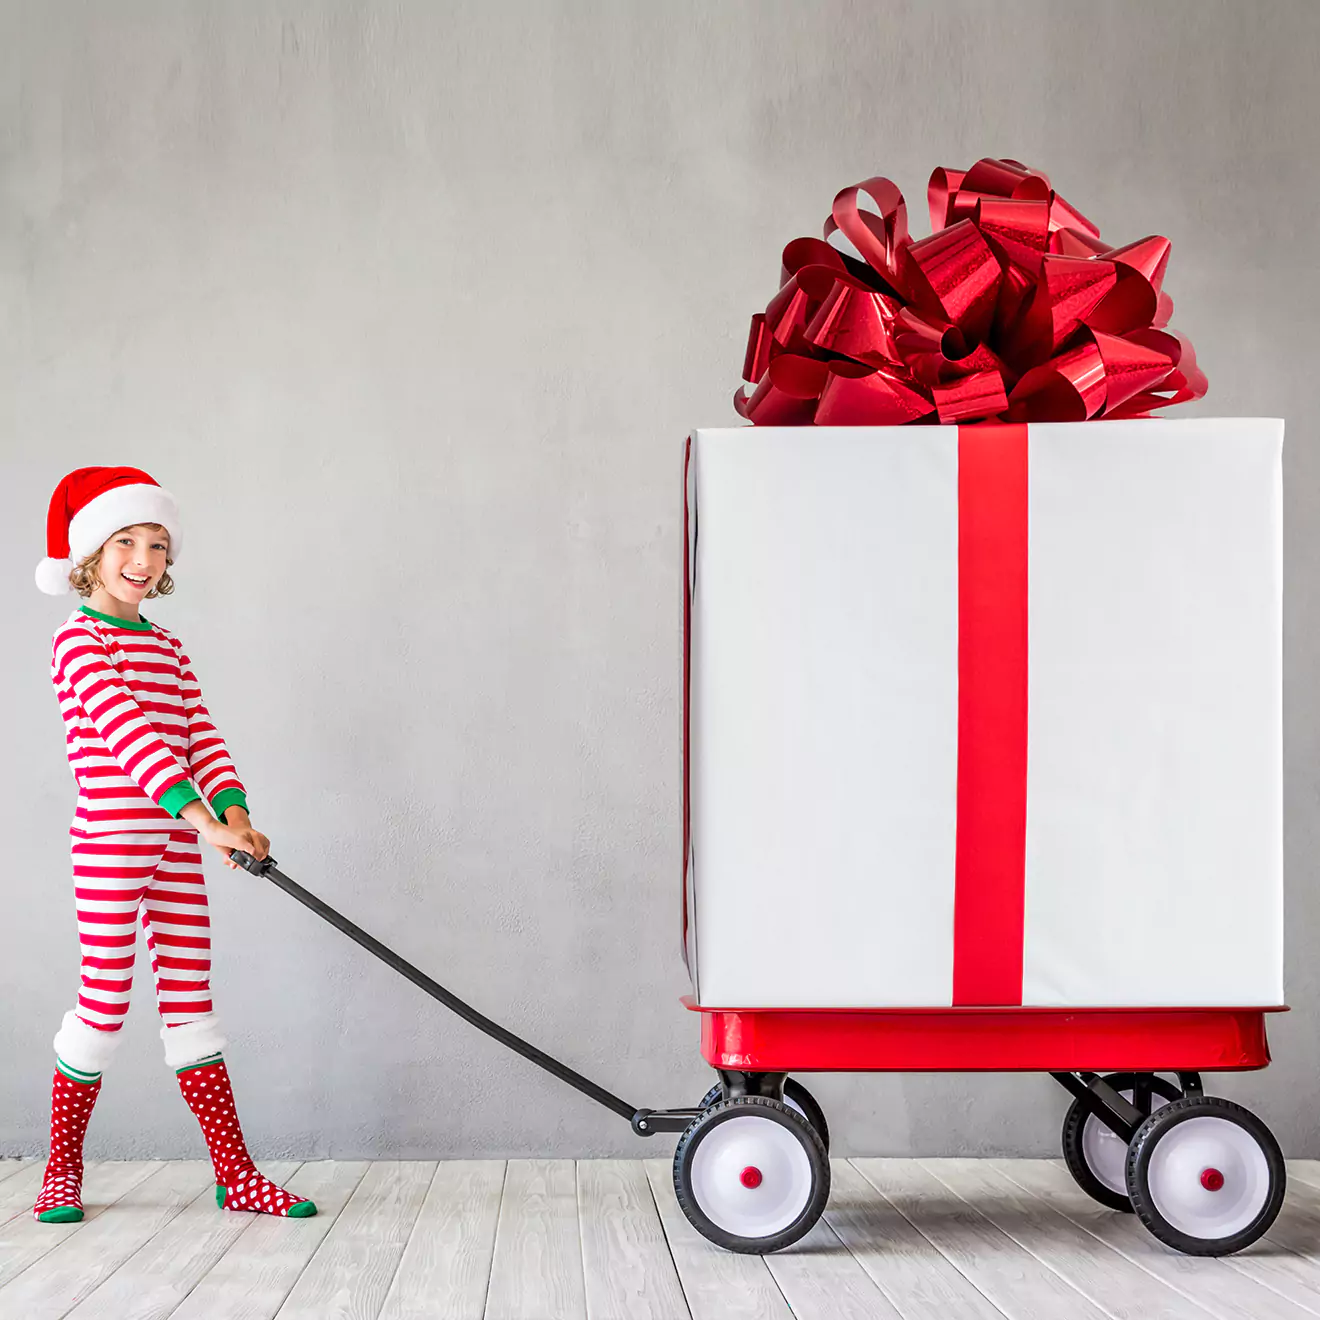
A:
[35, 466, 183, 596]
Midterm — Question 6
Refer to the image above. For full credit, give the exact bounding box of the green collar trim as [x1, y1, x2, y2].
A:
[79, 604, 152, 631]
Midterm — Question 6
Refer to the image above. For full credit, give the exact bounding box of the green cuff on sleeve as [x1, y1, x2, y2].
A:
[209, 788, 249, 821]
[159, 780, 203, 819]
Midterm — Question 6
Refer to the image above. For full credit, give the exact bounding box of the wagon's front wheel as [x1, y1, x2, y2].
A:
[699, 1078, 831, 1154]
[1125, 1096, 1285, 1256]
[674, 1095, 830, 1253]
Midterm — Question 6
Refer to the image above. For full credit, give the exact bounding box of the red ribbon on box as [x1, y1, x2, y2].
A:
[736, 159, 1208, 426]
[681, 424, 1035, 1002]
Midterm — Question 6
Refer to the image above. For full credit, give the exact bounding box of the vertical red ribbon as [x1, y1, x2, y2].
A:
[953, 423, 1029, 1005]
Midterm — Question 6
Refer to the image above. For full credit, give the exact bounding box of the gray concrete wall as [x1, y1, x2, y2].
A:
[3, 0, 1318, 1161]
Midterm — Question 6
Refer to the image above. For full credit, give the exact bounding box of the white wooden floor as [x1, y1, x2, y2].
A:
[4, 1156, 1320, 1319]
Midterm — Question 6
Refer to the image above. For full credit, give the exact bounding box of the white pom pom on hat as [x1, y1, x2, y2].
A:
[35, 555, 76, 594]
[36, 466, 182, 596]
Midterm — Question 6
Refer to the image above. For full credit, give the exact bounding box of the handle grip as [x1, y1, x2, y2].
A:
[228, 848, 277, 876]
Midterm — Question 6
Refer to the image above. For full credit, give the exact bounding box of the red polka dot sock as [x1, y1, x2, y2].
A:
[33, 1063, 102, 1223]
[175, 1056, 316, 1218]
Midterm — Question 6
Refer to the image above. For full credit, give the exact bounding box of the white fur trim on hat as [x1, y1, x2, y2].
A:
[35, 556, 76, 596]
[161, 1013, 227, 1068]
[53, 1009, 125, 1074]
[66, 483, 183, 568]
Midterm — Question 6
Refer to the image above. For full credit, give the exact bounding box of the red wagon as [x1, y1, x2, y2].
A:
[662, 999, 1287, 1255]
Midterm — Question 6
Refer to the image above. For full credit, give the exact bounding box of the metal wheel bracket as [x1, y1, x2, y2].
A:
[632, 1108, 703, 1137]
[719, 1071, 787, 1102]
[634, 1071, 797, 1137]
[1051, 1071, 1145, 1142]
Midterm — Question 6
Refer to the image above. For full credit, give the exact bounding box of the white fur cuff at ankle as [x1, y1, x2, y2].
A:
[161, 1014, 227, 1068]
[52, 1010, 124, 1074]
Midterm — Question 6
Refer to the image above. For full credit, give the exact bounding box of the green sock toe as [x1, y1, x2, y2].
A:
[215, 1182, 316, 1217]
[37, 1206, 83, 1223]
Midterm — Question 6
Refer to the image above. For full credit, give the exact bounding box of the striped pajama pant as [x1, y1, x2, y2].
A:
[69, 829, 213, 1031]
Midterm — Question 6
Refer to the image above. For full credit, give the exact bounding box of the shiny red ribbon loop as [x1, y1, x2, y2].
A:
[736, 158, 1207, 426]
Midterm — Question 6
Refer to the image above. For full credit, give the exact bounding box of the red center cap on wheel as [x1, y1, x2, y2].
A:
[1200, 1168, 1225, 1192]
[740, 1166, 763, 1189]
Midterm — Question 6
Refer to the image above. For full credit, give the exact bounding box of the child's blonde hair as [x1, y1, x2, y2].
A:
[69, 523, 176, 600]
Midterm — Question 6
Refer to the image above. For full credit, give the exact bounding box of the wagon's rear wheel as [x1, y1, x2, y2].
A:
[674, 1095, 830, 1253]
[1126, 1096, 1285, 1256]
[1061, 1072, 1181, 1212]
[700, 1078, 830, 1154]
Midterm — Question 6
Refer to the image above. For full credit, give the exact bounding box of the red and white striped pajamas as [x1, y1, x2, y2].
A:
[70, 830, 213, 1030]
[50, 604, 248, 1070]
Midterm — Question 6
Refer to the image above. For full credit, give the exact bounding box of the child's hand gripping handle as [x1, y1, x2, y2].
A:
[228, 848, 276, 876]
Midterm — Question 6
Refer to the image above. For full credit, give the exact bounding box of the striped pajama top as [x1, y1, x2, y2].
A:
[51, 603, 249, 835]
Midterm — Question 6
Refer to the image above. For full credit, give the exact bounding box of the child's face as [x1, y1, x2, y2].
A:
[98, 524, 170, 601]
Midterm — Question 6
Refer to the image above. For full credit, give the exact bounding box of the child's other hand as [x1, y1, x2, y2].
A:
[201, 818, 271, 870]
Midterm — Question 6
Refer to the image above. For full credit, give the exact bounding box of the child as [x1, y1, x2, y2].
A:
[31, 465, 316, 1222]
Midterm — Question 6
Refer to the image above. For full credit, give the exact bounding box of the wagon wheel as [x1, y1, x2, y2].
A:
[1061, 1072, 1182, 1212]
[699, 1078, 831, 1154]
[674, 1095, 830, 1253]
[1126, 1096, 1285, 1256]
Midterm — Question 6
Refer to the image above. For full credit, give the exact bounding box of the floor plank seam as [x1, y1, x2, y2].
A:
[0, 1216, 82, 1293]
[753, 1226, 796, 1318]
[989, 1162, 1238, 1319]
[1218, 1239, 1320, 1315]
[0, 1161, 36, 1191]
[642, 1162, 694, 1320]
[848, 1160, 1014, 1320]
[1287, 1164, 1320, 1195]
[78, 1168, 213, 1318]
[377, 1159, 442, 1317]
[157, 1160, 308, 1320]
[0, 1161, 160, 1303]
[266, 1159, 371, 1320]
[67, 1175, 215, 1318]
[478, 1159, 509, 1320]
[575, 1161, 589, 1320]
[921, 1159, 1149, 1320]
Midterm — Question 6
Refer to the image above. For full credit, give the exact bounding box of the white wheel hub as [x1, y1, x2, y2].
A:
[690, 1113, 814, 1238]
[1082, 1088, 1171, 1196]
[1145, 1116, 1271, 1240]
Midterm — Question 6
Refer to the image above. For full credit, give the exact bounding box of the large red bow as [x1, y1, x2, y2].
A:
[736, 158, 1207, 426]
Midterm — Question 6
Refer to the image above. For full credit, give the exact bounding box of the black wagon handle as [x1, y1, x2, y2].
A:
[226, 848, 642, 1124]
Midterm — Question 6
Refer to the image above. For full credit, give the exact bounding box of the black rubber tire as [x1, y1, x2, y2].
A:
[1125, 1095, 1286, 1256]
[782, 1079, 831, 1155]
[1061, 1072, 1182, 1213]
[673, 1095, 830, 1254]
[699, 1078, 831, 1154]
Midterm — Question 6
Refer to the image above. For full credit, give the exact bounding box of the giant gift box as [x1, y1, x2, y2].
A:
[682, 418, 1283, 1011]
